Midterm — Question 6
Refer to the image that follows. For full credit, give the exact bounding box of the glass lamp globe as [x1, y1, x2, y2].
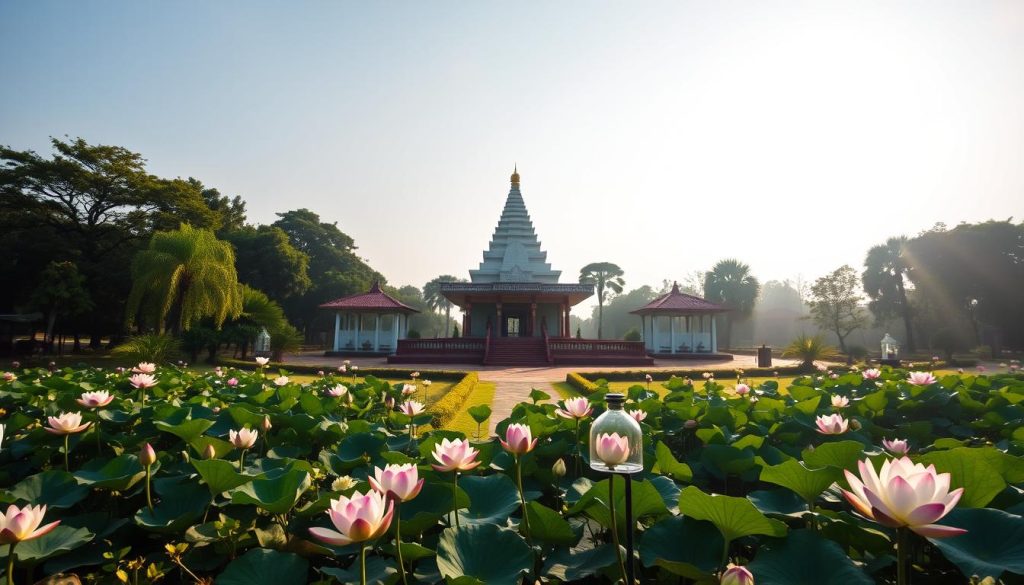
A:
[589, 393, 643, 474]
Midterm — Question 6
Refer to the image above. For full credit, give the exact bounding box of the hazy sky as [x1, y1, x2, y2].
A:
[3, 1, 1023, 313]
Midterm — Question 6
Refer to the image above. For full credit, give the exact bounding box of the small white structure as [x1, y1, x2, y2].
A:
[881, 333, 900, 360]
[319, 281, 419, 355]
[254, 327, 271, 356]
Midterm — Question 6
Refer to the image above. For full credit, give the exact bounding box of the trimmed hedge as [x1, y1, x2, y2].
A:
[429, 371, 479, 428]
[216, 357, 470, 381]
[572, 366, 813, 383]
[565, 372, 602, 394]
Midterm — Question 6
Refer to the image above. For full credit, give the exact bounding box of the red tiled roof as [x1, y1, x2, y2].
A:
[318, 281, 420, 313]
[630, 283, 727, 315]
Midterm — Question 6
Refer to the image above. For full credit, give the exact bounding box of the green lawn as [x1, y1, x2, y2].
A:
[443, 381, 497, 438]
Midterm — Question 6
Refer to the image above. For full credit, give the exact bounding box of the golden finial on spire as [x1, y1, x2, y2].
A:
[511, 164, 520, 185]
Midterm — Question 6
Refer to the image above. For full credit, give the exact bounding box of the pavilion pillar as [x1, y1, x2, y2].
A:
[355, 314, 361, 351]
[333, 313, 341, 352]
[653, 316, 659, 353]
[711, 316, 718, 353]
[530, 303, 537, 337]
[466, 302, 472, 337]
[392, 315, 399, 350]
[496, 302, 503, 337]
[640, 315, 646, 346]
[563, 301, 570, 337]
[374, 313, 381, 351]
[689, 316, 695, 352]
[670, 315, 676, 354]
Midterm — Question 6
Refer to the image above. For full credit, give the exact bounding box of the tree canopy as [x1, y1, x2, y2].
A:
[807, 265, 869, 354]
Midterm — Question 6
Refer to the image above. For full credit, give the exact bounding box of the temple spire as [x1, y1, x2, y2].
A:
[511, 165, 520, 186]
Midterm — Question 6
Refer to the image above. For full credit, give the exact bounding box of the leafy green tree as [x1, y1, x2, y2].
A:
[29, 261, 93, 347]
[126, 224, 243, 334]
[703, 259, 760, 349]
[807, 265, 869, 354]
[579, 262, 625, 339]
[224, 225, 311, 302]
[423, 275, 465, 337]
[862, 236, 916, 351]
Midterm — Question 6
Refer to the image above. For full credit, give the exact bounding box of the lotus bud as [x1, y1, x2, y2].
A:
[261, 415, 272, 433]
[203, 444, 217, 459]
[140, 443, 157, 466]
[850, 419, 862, 431]
[684, 419, 698, 429]
[552, 458, 567, 477]
[720, 564, 754, 585]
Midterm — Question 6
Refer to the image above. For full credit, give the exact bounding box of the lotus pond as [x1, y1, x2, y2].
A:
[1, 363, 1023, 585]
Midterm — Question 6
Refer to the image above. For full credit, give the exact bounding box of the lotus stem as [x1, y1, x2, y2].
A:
[515, 455, 532, 545]
[573, 419, 581, 478]
[359, 541, 367, 585]
[7, 543, 15, 585]
[608, 476, 627, 585]
[238, 448, 247, 472]
[95, 421, 102, 455]
[145, 465, 154, 512]
[63, 434, 70, 471]
[395, 502, 408, 585]
[452, 472, 460, 529]
[896, 527, 908, 585]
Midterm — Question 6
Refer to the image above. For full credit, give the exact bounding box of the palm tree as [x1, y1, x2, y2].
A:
[126, 224, 243, 334]
[862, 236, 915, 351]
[423, 275, 465, 337]
[579, 262, 625, 339]
[703, 259, 760, 350]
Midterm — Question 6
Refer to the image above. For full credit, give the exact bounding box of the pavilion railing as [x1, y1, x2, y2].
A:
[394, 338, 486, 355]
[548, 339, 648, 356]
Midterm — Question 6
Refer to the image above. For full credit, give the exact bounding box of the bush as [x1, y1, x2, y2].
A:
[623, 328, 641, 341]
[566, 372, 601, 393]
[429, 372, 479, 427]
[270, 324, 303, 361]
[846, 344, 868, 361]
[782, 334, 839, 369]
[932, 327, 970, 361]
[111, 333, 181, 364]
[408, 329, 421, 339]
[452, 324, 460, 338]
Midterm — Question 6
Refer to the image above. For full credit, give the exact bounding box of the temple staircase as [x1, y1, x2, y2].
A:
[485, 337, 551, 366]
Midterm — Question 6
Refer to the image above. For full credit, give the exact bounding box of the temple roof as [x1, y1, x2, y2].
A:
[469, 169, 561, 284]
[630, 283, 728, 315]
[319, 281, 420, 313]
[438, 282, 593, 307]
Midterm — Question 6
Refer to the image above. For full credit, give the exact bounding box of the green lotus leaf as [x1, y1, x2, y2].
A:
[917, 448, 1004, 508]
[542, 543, 618, 582]
[192, 458, 255, 495]
[569, 476, 668, 537]
[134, 480, 211, 533]
[524, 501, 577, 546]
[747, 489, 809, 517]
[73, 454, 148, 491]
[678, 486, 787, 544]
[929, 508, 1024, 579]
[319, 556, 397, 585]
[654, 441, 693, 483]
[801, 440, 864, 471]
[215, 548, 309, 585]
[747, 529, 873, 584]
[639, 515, 723, 580]
[456, 474, 520, 525]
[8, 470, 89, 509]
[399, 480, 470, 536]
[759, 459, 843, 505]
[228, 466, 310, 514]
[437, 524, 532, 585]
[8, 525, 93, 563]
[154, 417, 215, 442]
[467, 404, 492, 424]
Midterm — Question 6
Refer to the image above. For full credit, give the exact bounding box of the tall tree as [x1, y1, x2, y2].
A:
[587, 285, 658, 340]
[126, 224, 243, 334]
[807, 265, 869, 354]
[224, 225, 311, 302]
[29, 261, 93, 347]
[703, 259, 760, 349]
[423, 275, 465, 337]
[862, 236, 916, 351]
[579, 262, 625, 339]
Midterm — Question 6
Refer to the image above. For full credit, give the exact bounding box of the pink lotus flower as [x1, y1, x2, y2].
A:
[227, 377, 239, 386]
[702, 372, 712, 379]
[735, 384, 750, 396]
[684, 419, 698, 429]
[2, 372, 15, 382]
[140, 443, 157, 466]
[957, 368, 964, 374]
[45, 412, 91, 435]
[352, 365, 360, 371]
[400, 400, 424, 416]
[431, 438, 482, 472]
[831, 395, 849, 408]
[862, 368, 881, 380]
[829, 373, 839, 380]
[77, 390, 114, 408]
[627, 409, 648, 423]
[273, 376, 289, 386]
[720, 564, 754, 585]
[255, 357, 269, 366]
[129, 373, 156, 389]
[132, 362, 156, 374]
[500, 423, 538, 455]
[318, 370, 325, 376]
[815, 413, 849, 435]
[555, 397, 592, 420]
[907, 372, 937, 386]
[338, 365, 347, 373]
[308, 490, 394, 546]
[645, 374, 653, 382]
[977, 365, 986, 372]
[401, 384, 417, 396]
[229, 428, 258, 449]
[261, 416, 272, 432]
[841, 456, 966, 538]
[882, 438, 910, 455]
[326, 384, 348, 398]
[0, 504, 60, 545]
[594, 432, 630, 466]
[410, 372, 420, 379]
[423, 379, 432, 387]
[369, 464, 424, 502]
[202, 444, 217, 459]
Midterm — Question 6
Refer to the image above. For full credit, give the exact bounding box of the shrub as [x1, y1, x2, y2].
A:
[111, 333, 181, 364]
[452, 324, 460, 338]
[623, 328, 641, 341]
[408, 329, 421, 339]
[566, 372, 601, 394]
[270, 324, 304, 361]
[782, 334, 839, 369]
[932, 327, 970, 361]
[846, 344, 868, 361]
[429, 371, 479, 427]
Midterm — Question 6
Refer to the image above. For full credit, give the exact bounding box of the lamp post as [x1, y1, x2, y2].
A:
[590, 393, 642, 584]
[969, 298, 980, 346]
